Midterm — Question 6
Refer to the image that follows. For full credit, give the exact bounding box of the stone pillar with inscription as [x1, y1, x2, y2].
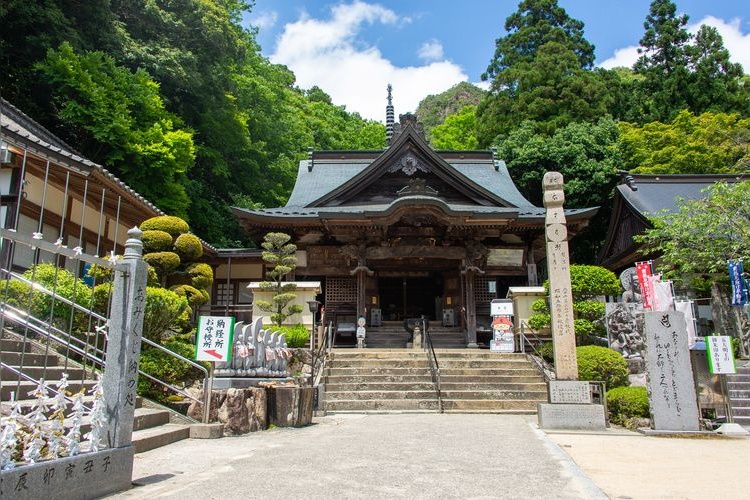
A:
[102, 227, 149, 449]
[542, 172, 578, 380]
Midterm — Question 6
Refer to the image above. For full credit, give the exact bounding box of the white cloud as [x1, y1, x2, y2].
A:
[599, 46, 641, 70]
[270, 1, 466, 121]
[418, 39, 444, 61]
[689, 16, 750, 72]
[248, 10, 278, 30]
[598, 15, 750, 72]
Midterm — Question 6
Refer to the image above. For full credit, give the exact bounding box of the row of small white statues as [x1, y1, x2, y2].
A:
[214, 318, 294, 377]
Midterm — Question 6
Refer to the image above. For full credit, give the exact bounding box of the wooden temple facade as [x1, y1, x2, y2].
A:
[233, 95, 597, 347]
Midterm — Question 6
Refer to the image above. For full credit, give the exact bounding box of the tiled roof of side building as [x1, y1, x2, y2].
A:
[618, 174, 743, 217]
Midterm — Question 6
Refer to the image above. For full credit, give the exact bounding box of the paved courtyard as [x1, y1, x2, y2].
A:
[110, 414, 749, 500]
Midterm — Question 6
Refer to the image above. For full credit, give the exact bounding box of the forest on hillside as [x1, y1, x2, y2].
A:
[1, 0, 749, 257]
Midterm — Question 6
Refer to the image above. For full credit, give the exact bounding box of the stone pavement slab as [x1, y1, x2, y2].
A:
[108, 414, 604, 499]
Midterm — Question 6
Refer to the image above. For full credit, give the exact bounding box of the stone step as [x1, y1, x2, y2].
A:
[1, 364, 88, 381]
[325, 374, 434, 384]
[439, 368, 541, 376]
[441, 399, 542, 412]
[133, 407, 171, 431]
[440, 375, 545, 384]
[728, 375, 750, 383]
[326, 382, 437, 391]
[1, 351, 62, 367]
[324, 399, 439, 412]
[729, 390, 750, 399]
[329, 360, 432, 368]
[325, 390, 439, 400]
[131, 423, 190, 454]
[327, 367, 432, 376]
[1, 338, 42, 352]
[0, 379, 97, 400]
[440, 389, 547, 400]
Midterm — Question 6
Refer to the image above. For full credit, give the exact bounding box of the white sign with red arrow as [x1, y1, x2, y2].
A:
[195, 316, 235, 363]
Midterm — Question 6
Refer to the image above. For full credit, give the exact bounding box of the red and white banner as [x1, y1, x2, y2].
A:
[651, 275, 674, 312]
[635, 261, 653, 310]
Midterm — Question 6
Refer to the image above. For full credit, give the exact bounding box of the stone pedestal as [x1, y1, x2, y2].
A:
[266, 386, 314, 427]
[537, 403, 606, 430]
[537, 380, 606, 430]
[413, 326, 422, 349]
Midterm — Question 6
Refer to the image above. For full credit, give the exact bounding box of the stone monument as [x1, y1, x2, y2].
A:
[643, 311, 700, 431]
[537, 173, 605, 430]
[542, 171, 577, 380]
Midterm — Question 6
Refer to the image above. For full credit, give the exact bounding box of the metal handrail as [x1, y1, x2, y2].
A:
[518, 320, 555, 382]
[313, 321, 333, 388]
[422, 317, 443, 413]
[0, 277, 211, 422]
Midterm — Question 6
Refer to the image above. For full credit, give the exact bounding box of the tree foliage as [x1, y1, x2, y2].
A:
[431, 106, 479, 150]
[636, 181, 750, 279]
[477, 1, 607, 144]
[38, 42, 195, 218]
[415, 82, 486, 140]
[619, 111, 750, 174]
[0, 0, 384, 247]
[256, 232, 304, 326]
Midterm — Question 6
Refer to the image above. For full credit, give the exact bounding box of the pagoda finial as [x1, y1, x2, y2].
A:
[386, 84, 395, 146]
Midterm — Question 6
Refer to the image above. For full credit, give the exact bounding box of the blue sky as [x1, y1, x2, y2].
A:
[246, 1, 750, 121]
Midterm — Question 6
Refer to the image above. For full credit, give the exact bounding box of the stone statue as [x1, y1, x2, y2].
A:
[620, 268, 642, 304]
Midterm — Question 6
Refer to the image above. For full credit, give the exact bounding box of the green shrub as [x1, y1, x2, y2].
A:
[171, 284, 207, 307]
[527, 313, 551, 331]
[569, 265, 621, 298]
[271, 324, 310, 348]
[143, 251, 181, 275]
[577, 345, 629, 389]
[92, 284, 189, 341]
[186, 263, 214, 289]
[607, 386, 649, 424]
[174, 233, 203, 260]
[142, 287, 189, 341]
[5, 264, 93, 333]
[531, 298, 548, 313]
[142, 229, 174, 252]
[573, 300, 605, 320]
[574, 318, 597, 338]
[537, 341, 554, 363]
[141, 215, 189, 238]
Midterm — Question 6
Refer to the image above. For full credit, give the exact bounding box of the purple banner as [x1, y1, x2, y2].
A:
[728, 260, 747, 306]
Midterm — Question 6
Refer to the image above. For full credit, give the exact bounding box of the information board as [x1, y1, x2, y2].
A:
[195, 316, 235, 362]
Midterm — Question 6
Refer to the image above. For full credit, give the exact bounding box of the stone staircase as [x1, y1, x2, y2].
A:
[322, 349, 547, 413]
[1, 334, 190, 453]
[727, 360, 750, 428]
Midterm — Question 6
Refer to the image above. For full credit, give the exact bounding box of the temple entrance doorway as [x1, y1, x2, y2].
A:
[378, 272, 444, 321]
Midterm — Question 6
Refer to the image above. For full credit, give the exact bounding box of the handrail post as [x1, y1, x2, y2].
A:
[102, 227, 148, 449]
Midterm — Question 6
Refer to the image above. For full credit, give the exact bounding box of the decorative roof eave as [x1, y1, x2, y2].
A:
[308, 125, 515, 208]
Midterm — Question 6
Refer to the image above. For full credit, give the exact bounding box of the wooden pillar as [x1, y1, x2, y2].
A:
[356, 268, 367, 318]
[464, 268, 478, 348]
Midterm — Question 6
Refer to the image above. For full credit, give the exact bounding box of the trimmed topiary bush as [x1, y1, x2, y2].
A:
[143, 251, 181, 275]
[174, 233, 203, 260]
[141, 215, 189, 238]
[142, 229, 174, 252]
[569, 265, 621, 298]
[577, 345, 629, 389]
[171, 284, 208, 307]
[187, 263, 214, 289]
